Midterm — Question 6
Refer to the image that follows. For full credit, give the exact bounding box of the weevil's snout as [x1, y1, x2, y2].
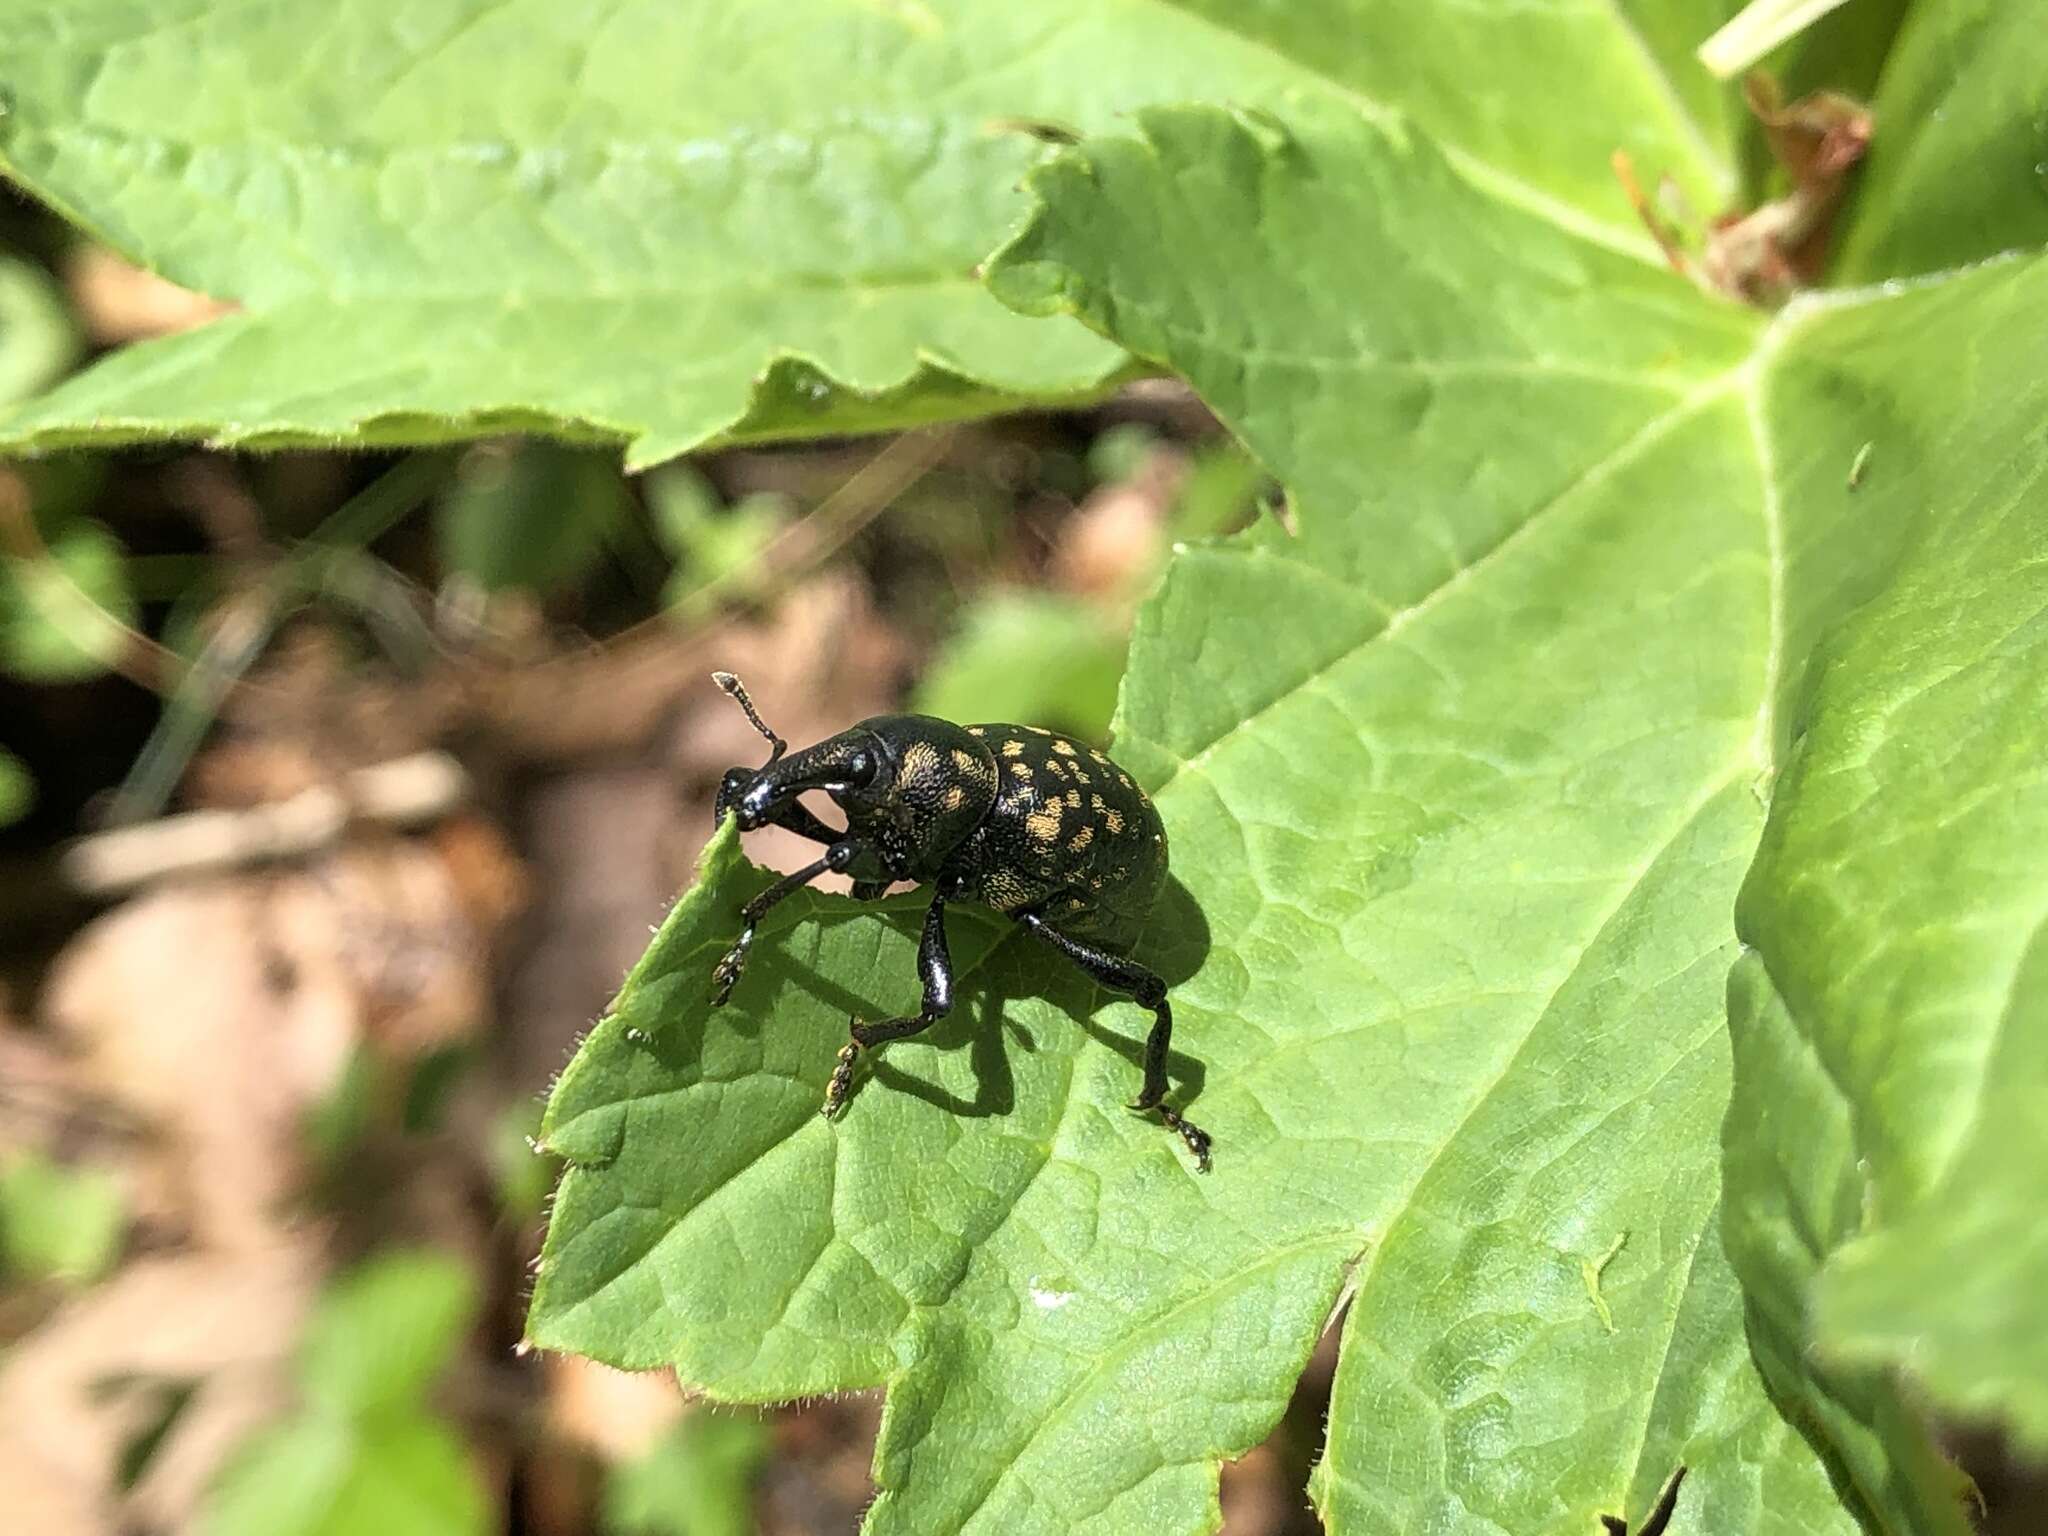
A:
[719, 732, 887, 833]
[735, 776, 779, 830]
[715, 766, 758, 828]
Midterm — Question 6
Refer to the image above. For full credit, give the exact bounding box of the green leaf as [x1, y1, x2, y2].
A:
[646, 464, 787, 620]
[0, 251, 78, 405]
[1723, 260, 2048, 1462]
[297, 1249, 476, 1415]
[1168, 442, 1266, 542]
[992, 98, 2046, 1535]
[0, 1150, 126, 1284]
[0, 0, 1733, 462]
[436, 441, 627, 595]
[0, 744, 31, 827]
[0, 510, 137, 682]
[994, 98, 1859, 1536]
[1831, 0, 2048, 281]
[531, 74, 2047, 1534]
[604, 1411, 770, 1536]
[203, 1412, 487, 1536]
[202, 1251, 487, 1536]
[911, 590, 1128, 744]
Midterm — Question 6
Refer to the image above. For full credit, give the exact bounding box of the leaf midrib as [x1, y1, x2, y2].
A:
[1143, 366, 1749, 802]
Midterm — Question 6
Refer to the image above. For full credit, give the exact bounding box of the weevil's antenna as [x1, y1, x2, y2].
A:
[712, 671, 787, 763]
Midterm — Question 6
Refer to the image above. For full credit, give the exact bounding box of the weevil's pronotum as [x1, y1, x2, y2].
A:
[706, 672, 1210, 1170]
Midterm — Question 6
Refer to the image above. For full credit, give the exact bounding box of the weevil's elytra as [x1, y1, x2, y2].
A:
[705, 672, 1208, 1170]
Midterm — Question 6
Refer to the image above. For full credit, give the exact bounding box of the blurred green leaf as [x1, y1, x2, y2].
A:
[400, 1044, 475, 1136]
[645, 464, 786, 620]
[204, 1411, 487, 1536]
[605, 1411, 769, 1536]
[911, 589, 1126, 743]
[0, 743, 31, 827]
[1084, 424, 1160, 489]
[297, 1249, 476, 1415]
[203, 1251, 485, 1536]
[436, 441, 627, 595]
[489, 1101, 559, 1226]
[0, 1149, 126, 1285]
[0, 252, 77, 405]
[1167, 443, 1265, 542]
[0, 511, 137, 682]
[304, 1046, 381, 1173]
[643, 464, 720, 553]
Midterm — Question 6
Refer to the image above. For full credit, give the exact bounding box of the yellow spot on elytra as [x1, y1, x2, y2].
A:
[1072, 765, 1090, 784]
[1051, 740, 1076, 757]
[944, 785, 965, 811]
[1068, 825, 1094, 851]
[900, 741, 943, 786]
[1025, 806, 1062, 843]
[968, 725, 987, 735]
[1064, 788, 1081, 807]
[1001, 739, 1025, 758]
[951, 748, 978, 772]
[1117, 771, 1133, 788]
[1024, 725, 1048, 735]
[1045, 757, 1068, 780]
[1104, 808, 1125, 834]
[1008, 761, 1031, 779]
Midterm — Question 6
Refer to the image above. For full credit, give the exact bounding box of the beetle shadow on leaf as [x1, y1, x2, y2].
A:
[867, 987, 1018, 1119]
[865, 873, 1213, 1121]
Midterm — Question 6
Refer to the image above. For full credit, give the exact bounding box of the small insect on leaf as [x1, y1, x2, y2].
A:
[700, 674, 1210, 1170]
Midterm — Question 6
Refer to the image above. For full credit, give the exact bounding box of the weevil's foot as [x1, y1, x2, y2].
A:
[1130, 1098, 1212, 1172]
[1163, 1108, 1212, 1173]
[709, 938, 751, 1005]
[821, 1039, 863, 1120]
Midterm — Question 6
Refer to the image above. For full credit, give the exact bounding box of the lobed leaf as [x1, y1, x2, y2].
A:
[532, 62, 2048, 1531]
[1725, 256, 2048, 1470]
[0, 0, 1732, 462]
[992, 98, 1856, 1536]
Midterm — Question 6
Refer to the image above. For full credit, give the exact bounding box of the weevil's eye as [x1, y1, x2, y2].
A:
[846, 749, 876, 785]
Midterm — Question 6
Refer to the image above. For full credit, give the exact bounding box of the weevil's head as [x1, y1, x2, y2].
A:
[719, 715, 998, 881]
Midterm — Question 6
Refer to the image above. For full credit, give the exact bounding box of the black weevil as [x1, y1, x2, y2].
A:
[706, 672, 1210, 1170]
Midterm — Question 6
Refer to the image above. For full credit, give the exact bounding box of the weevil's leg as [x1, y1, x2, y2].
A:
[1016, 913, 1211, 1172]
[849, 880, 891, 901]
[825, 892, 953, 1119]
[770, 799, 846, 844]
[710, 839, 860, 1004]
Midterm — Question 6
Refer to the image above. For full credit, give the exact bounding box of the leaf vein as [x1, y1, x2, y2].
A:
[1148, 369, 1742, 798]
